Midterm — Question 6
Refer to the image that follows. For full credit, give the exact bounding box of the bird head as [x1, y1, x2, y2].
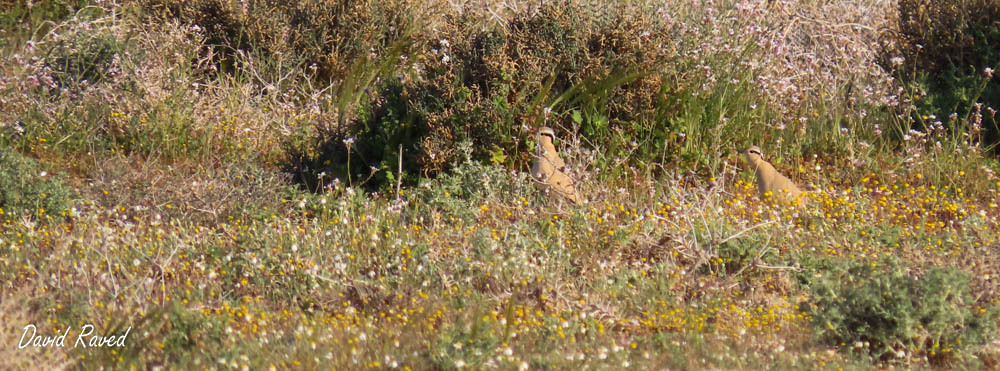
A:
[743, 146, 763, 160]
[538, 126, 555, 139]
[537, 127, 556, 146]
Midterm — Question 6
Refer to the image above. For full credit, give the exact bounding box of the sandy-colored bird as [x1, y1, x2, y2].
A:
[742, 146, 803, 204]
[532, 127, 581, 205]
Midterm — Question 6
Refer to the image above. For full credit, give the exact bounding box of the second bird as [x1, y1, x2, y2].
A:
[532, 127, 582, 205]
[742, 145, 803, 204]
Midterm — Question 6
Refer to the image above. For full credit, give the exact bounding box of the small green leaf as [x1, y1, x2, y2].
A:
[489, 145, 507, 165]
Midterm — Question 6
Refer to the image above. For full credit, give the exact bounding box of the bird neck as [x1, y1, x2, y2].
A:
[749, 156, 776, 173]
[539, 138, 555, 152]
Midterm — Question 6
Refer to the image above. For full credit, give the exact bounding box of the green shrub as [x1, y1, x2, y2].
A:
[0, 0, 95, 54]
[318, 1, 678, 190]
[142, 0, 425, 189]
[714, 236, 774, 276]
[139, 0, 420, 85]
[46, 24, 122, 89]
[410, 142, 536, 219]
[889, 0, 1000, 145]
[12, 14, 221, 161]
[137, 0, 293, 79]
[895, 0, 999, 81]
[803, 257, 999, 366]
[0, 149, 73, 219]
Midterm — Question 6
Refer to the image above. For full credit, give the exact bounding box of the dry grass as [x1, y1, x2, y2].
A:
[0, 289, 73, 370]
[0, 0, 997, 369]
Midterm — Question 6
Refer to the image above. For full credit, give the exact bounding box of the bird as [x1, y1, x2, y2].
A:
[535, 127, 566, 170]
[742, 145, 803, 204]
[532, 127, 582, 205]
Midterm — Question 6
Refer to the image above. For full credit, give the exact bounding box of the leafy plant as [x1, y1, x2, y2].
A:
[0, 0, 95, 54]
[344, 1, 677, 187]
[46, 24, 122, 90]
[0, 149, 73, 220]
[411, 141, 536, 219]
[888, 0, 1000, 147]
[803, 257, 998, 366]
